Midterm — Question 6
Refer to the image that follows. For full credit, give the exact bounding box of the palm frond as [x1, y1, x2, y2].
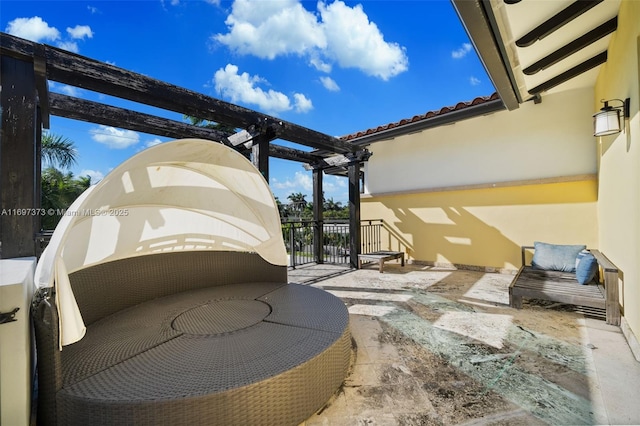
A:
[42, 133, 78, 169]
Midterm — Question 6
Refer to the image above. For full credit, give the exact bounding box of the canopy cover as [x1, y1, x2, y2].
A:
[35, 139, 287, 347]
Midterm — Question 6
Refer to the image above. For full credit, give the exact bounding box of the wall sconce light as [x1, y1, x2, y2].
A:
[593, 98, 630, 136]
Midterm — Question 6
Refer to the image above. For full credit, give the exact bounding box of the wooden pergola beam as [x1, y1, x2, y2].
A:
[267, 144, 321, 164]
[49, 93, 233, 143]
[302, 149, 372, 171]
[1, 32, 355, 154]
[50, 93, 328, 165]
[1, 31, 373, 265]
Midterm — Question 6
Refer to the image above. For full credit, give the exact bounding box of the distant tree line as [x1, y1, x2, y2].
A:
[276, 192, 349, 221]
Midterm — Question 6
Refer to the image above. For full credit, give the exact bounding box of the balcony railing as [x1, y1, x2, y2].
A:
[35, 219, 386, 268]
[282, 219, 384, 268]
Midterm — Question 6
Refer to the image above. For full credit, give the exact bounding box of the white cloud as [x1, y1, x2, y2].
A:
[318, 1, 407, 80]
[57, 40, 79, 53]
[145, 138, 164, 148]
[87, 6, 100, 14]
[469, 76, 481, 86]
[214, 0, 408, 80]
[320, 76, 340, 92]
[50, 82, 83, 97]
[59, 85, 81, 97]
[214, 63, 311, 114]
[293, 93, 313, 113]
[310, 56, 332, 73]
[323, 176, 348, 204]
[324, 175, 346, 191]
[214, 0, 325, 60]
[80, 169, 104, 183]
[452, 43, 472, 59]
[5, 16, 60, 43]
[5, 17, 92, 53]
[271, 171, 313, 192]
[90, 125, 140, 149]
[67, 25, 93, 39]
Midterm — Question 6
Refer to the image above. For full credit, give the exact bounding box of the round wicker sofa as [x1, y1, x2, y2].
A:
[33, 251, 351, 425]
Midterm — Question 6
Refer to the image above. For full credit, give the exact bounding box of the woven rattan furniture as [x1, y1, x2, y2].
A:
[32, 140, 352, 425]
[33, 251, 351, 425]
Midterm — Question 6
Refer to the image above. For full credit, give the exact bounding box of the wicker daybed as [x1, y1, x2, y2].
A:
[32, 140, 351, 425]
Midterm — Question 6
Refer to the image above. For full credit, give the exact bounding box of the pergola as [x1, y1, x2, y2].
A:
[0, 32, 371, 266]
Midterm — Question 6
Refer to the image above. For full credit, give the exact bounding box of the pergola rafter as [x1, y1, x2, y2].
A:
[0, 32, 369, 267]
[1, 33, 356, 155]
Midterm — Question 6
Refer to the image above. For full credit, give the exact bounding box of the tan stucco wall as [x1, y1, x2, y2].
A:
[365, 88, 596, 195]
[362, 179, 598, 270]
[362, 87, 599, 270]
[594, 0, 640, 353]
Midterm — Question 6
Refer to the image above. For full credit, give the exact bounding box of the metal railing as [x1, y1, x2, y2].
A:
[35, 230, 54, 259]
[281, 220, 350, 266]
[282, 219, 384, 268]
[35, 219, 386, 268]
[361, 219, 383, 254]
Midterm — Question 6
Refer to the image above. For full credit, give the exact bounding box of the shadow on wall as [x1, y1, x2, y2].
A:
[379, 221, 412, 255]
[392, 204, 518, 270]
[364, 180, 598, 271]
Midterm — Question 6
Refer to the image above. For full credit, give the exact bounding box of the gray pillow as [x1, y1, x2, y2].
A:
[531, 241, 586, 272]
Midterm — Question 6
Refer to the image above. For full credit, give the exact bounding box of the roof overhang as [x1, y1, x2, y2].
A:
[452, 0, 520, 110]
[346, 95, 505, 146]
[452, 0, 621, 108]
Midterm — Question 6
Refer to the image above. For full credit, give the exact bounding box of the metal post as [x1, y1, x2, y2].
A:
[289, 223, 296, 268]
[313, 169, 323, 264]
[348, 161, 361, 268]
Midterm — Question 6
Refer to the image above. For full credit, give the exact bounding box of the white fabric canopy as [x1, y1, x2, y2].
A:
[34, 139, 287, 347]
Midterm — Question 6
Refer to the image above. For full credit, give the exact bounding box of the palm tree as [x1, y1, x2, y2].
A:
[324, 197, 342, 211]
[275, 196, 289, 219]
[41, 167, 91, 229]
[184, 116, 237, 134]
[39, 132, 90, 229]
[287, 192, 307, 216]
[42, 132, 78, 169]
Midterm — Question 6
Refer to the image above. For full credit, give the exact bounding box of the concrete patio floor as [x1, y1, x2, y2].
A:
[289, 262, 640, 425]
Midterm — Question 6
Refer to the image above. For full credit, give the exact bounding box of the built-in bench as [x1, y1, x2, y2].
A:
[358, 250, 405, 273]
[509, 246, 620, 325]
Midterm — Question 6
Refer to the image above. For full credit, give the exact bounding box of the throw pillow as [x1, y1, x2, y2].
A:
[575, 249, 598, 284]
[531, 241, 586, 272]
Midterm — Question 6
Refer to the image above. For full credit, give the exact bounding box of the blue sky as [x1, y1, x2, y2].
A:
[1, 0, 493, 205]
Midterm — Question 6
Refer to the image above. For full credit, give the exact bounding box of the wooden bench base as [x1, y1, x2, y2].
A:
[509, 267, 605, 309]
[509, 247, 620, 326]
[358, 251, 404, 273]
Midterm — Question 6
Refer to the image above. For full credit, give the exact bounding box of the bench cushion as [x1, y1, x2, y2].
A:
[531, 242, 586, 272]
